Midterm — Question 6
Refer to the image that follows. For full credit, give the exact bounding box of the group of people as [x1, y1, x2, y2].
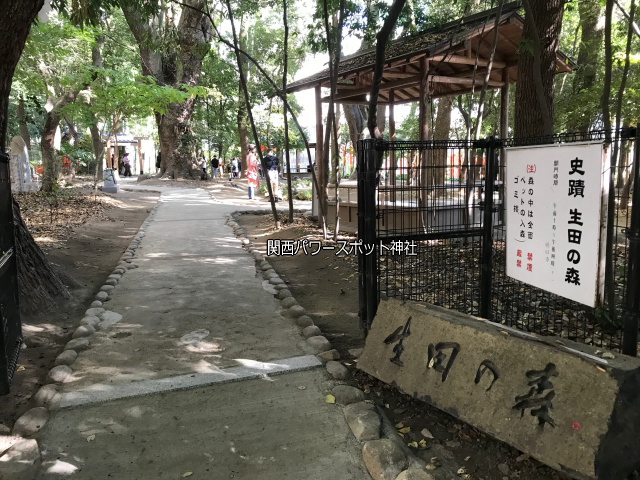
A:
[206, 156, 242, 179]
[245, 145, 281, 201]
[203, 147, 280, 201]
[111, 152, 132, 177]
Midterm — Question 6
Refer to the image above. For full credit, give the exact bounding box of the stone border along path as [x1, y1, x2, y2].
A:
[228, 210, 444, 480]
[0, 204, 162, 478]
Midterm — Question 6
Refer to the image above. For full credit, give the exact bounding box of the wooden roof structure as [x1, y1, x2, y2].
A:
[287, 2, 573, 104]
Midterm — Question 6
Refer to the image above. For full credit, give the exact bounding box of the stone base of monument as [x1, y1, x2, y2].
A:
[103, 168, 120, 194]
[358, 298, 640, 480]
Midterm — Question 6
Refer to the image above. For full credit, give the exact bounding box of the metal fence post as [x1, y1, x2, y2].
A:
[357, 140, 368, 331]
[364, 142, 379, 332]
[623, 125, 640, 356]
[0, 152, 22, 394]
[479, 137, 497, 319]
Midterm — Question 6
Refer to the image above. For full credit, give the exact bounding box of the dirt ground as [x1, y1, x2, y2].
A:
[0, 183, 159, 433]
[236, 213, 364, 354]
[236, 211, 569, 480]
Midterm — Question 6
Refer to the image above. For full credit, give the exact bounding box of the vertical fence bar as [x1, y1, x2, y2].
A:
[479, 138, 497, 319]
[357, 140, 368, 331]
[364, 143, 380, 332]
[623, 126, 640, 356]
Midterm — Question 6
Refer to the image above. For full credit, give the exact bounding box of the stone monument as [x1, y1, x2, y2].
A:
[103, 168, 120, 193]
[9, 136, 39, 192]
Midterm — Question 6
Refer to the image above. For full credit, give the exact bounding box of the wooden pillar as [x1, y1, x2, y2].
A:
[418, 58, 431, 231]
[137, 139, 143, 174]
[389, 89, 397, 202]
[500, 68, 509, 140]
[315, 84, 324, 191]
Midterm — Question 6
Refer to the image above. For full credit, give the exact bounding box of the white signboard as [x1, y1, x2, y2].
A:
[505, 142, 609, 307]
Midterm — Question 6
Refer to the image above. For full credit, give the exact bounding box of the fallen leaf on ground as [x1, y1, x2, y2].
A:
[182, 472, 193, 477]
[398, 427, 411, 434]
[516, 453, 530, 462]
[407, 441, 418, 448]
[16, 365, 25, 372]
[420, 428, 434, 439]
[325, 394, 336, 404]
[86, 435, 95, 442]
[395, 422, 404, 429]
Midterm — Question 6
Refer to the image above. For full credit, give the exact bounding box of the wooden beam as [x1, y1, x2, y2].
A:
[428, 54, 506, 69]
[381, 72, 418, 79]
[428, 74, 504, 88]
[332, 74, 420, 101]
[332, 99, 390, 105]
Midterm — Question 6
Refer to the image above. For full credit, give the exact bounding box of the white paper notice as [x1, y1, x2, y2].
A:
[505, 142, 608, 307]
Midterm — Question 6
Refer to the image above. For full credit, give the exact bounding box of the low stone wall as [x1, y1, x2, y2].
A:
[358, 298, 640, 480]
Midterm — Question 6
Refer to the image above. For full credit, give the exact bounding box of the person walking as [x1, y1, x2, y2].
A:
[123, 152, 132, 177]
[264, 149, 280, 202]
[200, 156, 207, 179]
[211, 156, 219, 179]
[246, 145, 260, 200]
[230, 157, 238, 179]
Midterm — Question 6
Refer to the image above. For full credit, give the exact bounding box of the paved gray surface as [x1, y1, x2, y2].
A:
[63, 187, 302, 390]
[38, 371, 365, 480]
[36, 181, 367, 479]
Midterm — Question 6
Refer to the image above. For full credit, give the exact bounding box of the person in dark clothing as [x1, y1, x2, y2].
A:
[263, 149, 281, 201]
[156, 152, 161, 172]
[122, 152, 132, 177]
[211, 156, 219, 178]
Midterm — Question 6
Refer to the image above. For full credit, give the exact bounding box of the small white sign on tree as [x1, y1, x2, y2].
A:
[505, 142, 609, 307]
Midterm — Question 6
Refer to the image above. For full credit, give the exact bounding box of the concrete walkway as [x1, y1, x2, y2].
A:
[35, 182, 366, 479]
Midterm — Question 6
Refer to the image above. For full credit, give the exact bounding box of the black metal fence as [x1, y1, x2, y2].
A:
[358, 127, 640, 355]
[0, 152, 22, 394]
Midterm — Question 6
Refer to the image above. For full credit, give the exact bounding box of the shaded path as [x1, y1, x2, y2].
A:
[36, 183, 366, 479]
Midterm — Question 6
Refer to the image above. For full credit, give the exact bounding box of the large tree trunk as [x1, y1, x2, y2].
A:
[41, 89, 82, 192]
[89, 123, 104, 180]
[567, 0, 603, 132]
[0, 0, 69, 313]
[159, 99, 200, 178]
[0, 0, 44, 151]
[344, 105, 366, 149]
[13, 198, 69, 313]
[122, 0, 210, 179]
[432, 96, 453, 188]
[514, 0, 563, 137]
[41, 109, 61, 192]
